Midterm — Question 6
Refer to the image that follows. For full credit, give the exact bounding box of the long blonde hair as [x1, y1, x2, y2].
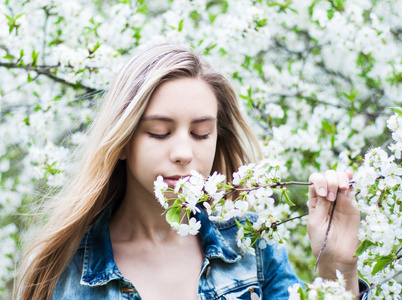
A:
[16, 44, 261, 300]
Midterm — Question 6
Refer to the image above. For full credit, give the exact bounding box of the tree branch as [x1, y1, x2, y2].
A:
[271, 92, 385, 118]
[313, 199, 337, 279]
[359, 270, 402, 298]
[0, 61, 101, 94]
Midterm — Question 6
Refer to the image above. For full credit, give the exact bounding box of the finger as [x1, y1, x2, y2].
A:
[308, 192, 332, 227]
[309, 172, 327, 199]
[335, 171, 357, 210]
[346, 170, 353, 181]
[324, 170, 338, 201]
[308, 173, 331, 223]
[337, 171, 350, 190]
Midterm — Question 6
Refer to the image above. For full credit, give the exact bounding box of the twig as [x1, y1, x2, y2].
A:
[225, 179, 356, 196]
[313, 200, 337, 279]
[359, 270, 402, 298]
[223, 181, 313, 198]
[0, 61, 101, 94]
[42, 7, 51, 65]
[274, 212, 309, 226]
[377, 189, 384, 208]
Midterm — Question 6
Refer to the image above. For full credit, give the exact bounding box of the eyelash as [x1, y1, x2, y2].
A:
[148, 133, 170, 139]
[192, 133, 209, 140]
[147, 133, 209, 140]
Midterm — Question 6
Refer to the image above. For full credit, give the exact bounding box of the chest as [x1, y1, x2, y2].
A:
[112, 236, 204, 300]
[54, 245, 264, 300]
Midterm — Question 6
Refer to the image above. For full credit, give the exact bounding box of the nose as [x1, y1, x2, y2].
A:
[170, 134, 193, 165]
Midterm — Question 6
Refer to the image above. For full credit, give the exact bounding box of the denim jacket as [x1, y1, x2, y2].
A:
[53, 206, 369, 299]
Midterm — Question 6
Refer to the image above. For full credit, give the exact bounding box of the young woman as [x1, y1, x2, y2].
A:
[16, 44, 366, 299]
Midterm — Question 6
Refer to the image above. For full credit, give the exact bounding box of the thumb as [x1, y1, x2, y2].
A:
[308, 191, 332, 227]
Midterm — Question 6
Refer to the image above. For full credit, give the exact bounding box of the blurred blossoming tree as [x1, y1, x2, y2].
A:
[0, 0, 401, 298]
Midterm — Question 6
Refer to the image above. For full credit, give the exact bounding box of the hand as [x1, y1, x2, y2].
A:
[307, 170, 360, 295]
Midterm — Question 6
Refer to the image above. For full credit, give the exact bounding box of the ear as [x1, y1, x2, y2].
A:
[119, 147, 127, 160]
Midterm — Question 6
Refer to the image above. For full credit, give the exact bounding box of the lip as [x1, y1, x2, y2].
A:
[163, 175, 191, 188]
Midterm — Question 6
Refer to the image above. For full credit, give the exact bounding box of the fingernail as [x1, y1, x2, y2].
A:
[318, 187, 327, 197]
[328, 192, 335, 201]
[341, 180, 349, 188]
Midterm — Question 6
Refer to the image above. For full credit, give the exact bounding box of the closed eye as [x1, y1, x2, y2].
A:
[192, 133, 209, 140]
[148, 132, 170, 139]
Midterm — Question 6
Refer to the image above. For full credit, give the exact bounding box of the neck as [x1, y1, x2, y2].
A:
[109, 177, 178, 244]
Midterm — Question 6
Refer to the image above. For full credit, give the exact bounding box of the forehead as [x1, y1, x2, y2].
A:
[143, 78, 218, 118]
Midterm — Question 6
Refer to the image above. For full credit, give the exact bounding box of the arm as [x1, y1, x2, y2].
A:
[307, 170, 360, 296]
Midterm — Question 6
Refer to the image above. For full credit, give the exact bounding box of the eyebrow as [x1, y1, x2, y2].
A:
[141, 115, 216, 124]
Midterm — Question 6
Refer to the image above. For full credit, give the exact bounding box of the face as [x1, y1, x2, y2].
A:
[123, 77, 218, 200]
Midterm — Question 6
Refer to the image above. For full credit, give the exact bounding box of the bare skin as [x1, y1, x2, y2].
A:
[308, 170, 360, 296]
[109, 189, 203, 300]
[109, 78, 218, 299]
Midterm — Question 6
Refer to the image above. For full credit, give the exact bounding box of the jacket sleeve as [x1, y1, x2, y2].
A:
[256, 241, 371, 300]
[256, 241, 305, 300]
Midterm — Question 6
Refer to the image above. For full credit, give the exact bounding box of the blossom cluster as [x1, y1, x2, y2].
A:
[353, 112, 402, 299]
[154, 159, 300, 253]
[288, 270, 355, 300]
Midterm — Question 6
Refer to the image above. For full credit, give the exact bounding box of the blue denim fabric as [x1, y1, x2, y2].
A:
[52, 206, 369, 299]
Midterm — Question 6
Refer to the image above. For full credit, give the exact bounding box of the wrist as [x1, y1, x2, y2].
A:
[318, 262, 359, 296]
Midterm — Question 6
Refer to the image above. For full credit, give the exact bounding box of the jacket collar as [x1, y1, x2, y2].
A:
[80, 206, 124, 286]
[80, 205, 240, 286]
[195, 207, 241, 263]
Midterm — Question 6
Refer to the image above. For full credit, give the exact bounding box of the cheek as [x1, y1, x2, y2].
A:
[132, 140, 160, 168]
[198, 139, 218, 175]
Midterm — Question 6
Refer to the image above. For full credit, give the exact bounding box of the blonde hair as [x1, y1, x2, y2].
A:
[15, 44, 261, 300]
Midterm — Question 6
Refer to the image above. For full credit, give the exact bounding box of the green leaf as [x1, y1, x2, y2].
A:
[204, 43, 217, 55]
[3, 53, 14, 61]
[54, 16, 64, 25]
[166, 206, 181, 224]
[15, 13, 24, 20]
[44, 162, 63, 176]
[89, 41, 102, 54]
[33, 103, 41, 111]
[370, 254, 396, 276]
[242, 218, 255, 235]
[355, 240, 376, 256]
[298, 286, 308, 300]
[209, 13, 217, 23]
[282, 190, 295, 207]
[53, 95, 62, 102]
[255, 18, 267, 27]
[23, 117, 30, 126]
[327, 9, 334, 20]
[390, 107, 402, 116]
[178, 19, 184, 32]
[31, 50, 39, 66]
[27, 72, 32, 82]
[331, 134, 335, 148]
[136, 4, 148, 14]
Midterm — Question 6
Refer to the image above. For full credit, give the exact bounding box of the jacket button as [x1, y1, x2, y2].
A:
[204, 265, 211, 279]
[121, 287, 135, 293]
[249, 287, 260, 300]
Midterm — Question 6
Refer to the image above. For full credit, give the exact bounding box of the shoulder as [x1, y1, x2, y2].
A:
[53, 228, 123, 299]
[208, 212, 303, 299]
[52, 240, 86, 299]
